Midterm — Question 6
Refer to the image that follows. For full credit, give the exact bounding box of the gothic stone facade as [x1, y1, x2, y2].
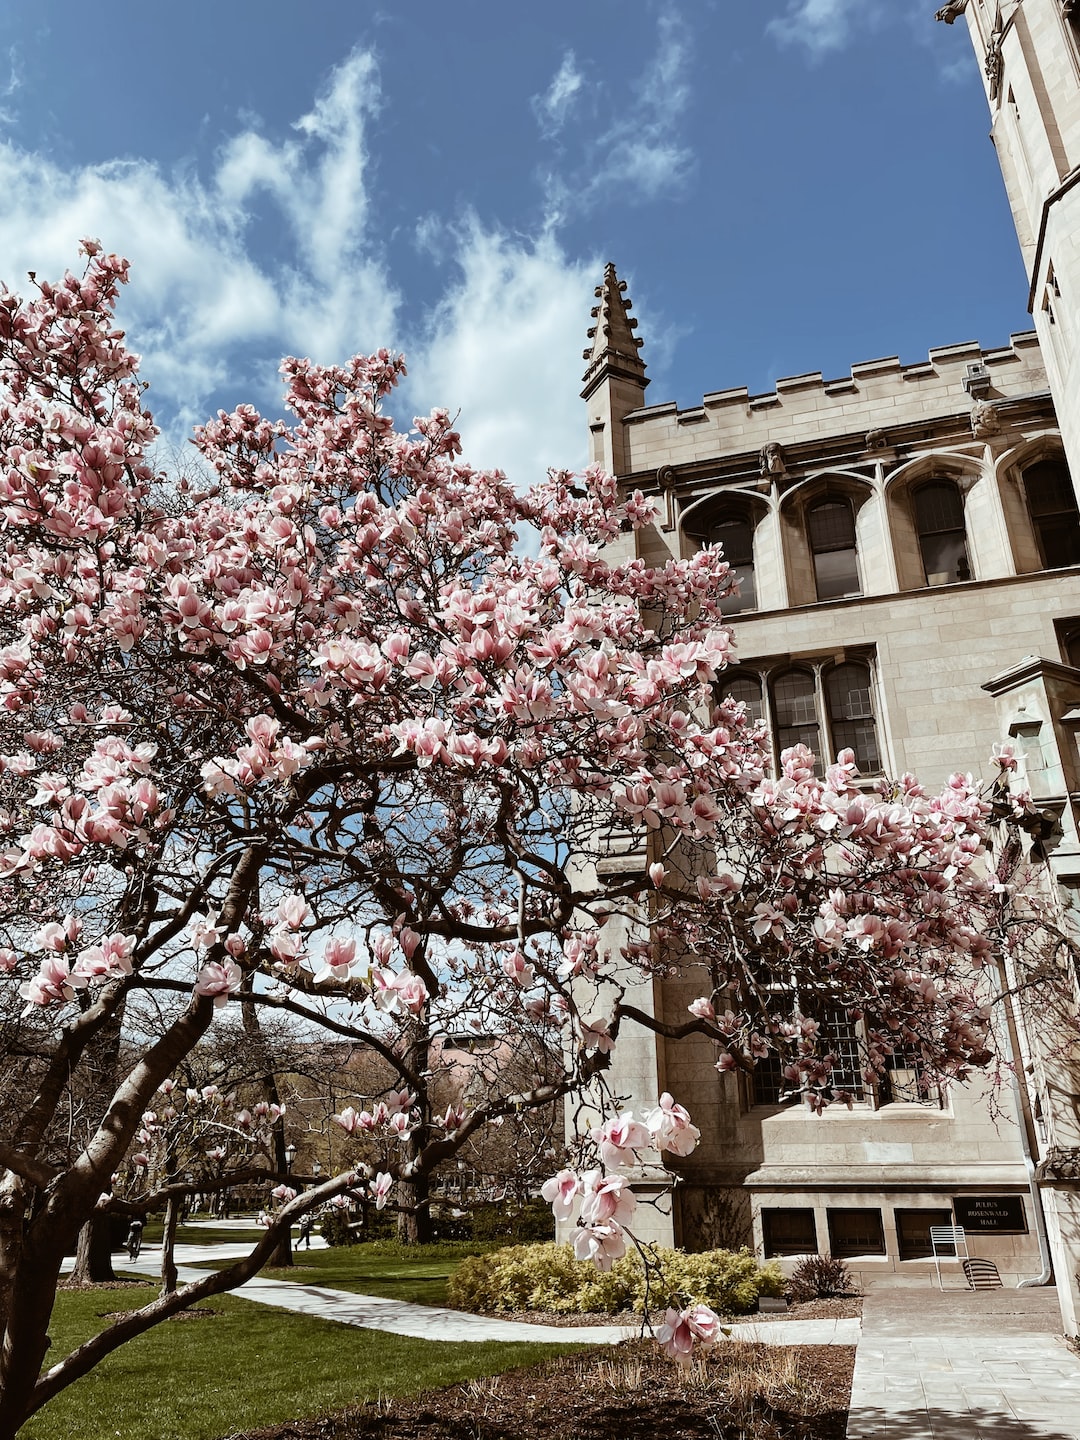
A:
[581, 306, 1080, 1308]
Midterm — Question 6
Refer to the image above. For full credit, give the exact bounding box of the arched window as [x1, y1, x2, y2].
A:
[914, 480, 971, 586]
[825, 661, 880, 774]
[1024, 457, 1080, 569]
[771, 668, 820, 762]
[807, 497, 860, 600]
[723, 671, 765, 724]
[709, 514, 757, 615]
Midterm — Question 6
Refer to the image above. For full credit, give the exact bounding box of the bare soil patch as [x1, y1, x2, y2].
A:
[228, 1340, 855, 1440]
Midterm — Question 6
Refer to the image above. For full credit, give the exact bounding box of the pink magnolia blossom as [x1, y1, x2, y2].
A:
[591, 1114, 651, 1169]
[580, 1169, 637, 1227]
[656, 1304, 724, 1366]
[370, 1172, 393, 1210]
[195, 959, 243, 1008]
[644, 1092, 700, 1158]
[540, 1168, 581, 1222]
[572, 1222, 627, 1271]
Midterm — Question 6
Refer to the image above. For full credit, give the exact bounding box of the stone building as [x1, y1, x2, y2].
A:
[580, 0, 1080, 1307]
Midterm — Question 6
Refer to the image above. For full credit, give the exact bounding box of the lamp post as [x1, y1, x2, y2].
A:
[284, 1143, 297, 1172]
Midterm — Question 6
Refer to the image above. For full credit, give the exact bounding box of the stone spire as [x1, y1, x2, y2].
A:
[580, 262, 648, 402]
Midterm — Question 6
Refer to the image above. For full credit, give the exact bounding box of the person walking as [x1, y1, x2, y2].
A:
[125, 1217, 143, 1261]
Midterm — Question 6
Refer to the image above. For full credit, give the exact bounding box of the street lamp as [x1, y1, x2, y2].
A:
[284, 1143, 297, 1172]
[311, 1161, 322, 1179]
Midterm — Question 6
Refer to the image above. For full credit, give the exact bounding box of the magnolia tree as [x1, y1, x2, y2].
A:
[0, 245, 1070, 1429]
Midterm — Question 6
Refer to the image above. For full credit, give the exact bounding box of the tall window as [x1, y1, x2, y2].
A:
[724, 672, 765, 724]
[710, 515, 757, 615]
[771, 668, 821, 762]
[825, 662, 880, 773]
[914, 481, 971, 586]
[819, 1006, 866, 1100]
[879, 1049, 943, 1108]
[1024, 458, 1080, 569]
[808, 497, 860, 600]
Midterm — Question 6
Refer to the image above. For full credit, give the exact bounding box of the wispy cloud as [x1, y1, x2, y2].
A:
[533, 51, 584, 138]
[766, 0, 865, 57]
[539, 11, 695, 222]
[766, 0, 931, 59]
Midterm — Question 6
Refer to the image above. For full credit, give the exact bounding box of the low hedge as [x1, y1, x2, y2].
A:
[447, 1241, 784, 1316]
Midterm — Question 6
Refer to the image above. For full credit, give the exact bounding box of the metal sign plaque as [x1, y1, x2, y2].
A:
[953, 1195, 1028, 1233]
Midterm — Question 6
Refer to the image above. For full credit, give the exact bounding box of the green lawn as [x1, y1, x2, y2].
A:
[141, 1218, 266, 1247]
[190, 1238, 497, 1306]
[23, 1282, 583, 1440]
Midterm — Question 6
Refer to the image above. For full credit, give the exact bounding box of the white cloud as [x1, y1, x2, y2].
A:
[767, 0, 862, 56]
[405, 221, 595, 491]
[594, 13, 692, 200]
[533, 51, 585, 137]
[0, 48, 602, 490]
[539, 12, 694, 221]
[0, 49, 397, 436]
[766, 0, 925, 58]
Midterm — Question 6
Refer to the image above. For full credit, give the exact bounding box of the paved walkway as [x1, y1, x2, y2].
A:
[113, 1241, 859, 1347]
[847, 1286, 1080, 1439]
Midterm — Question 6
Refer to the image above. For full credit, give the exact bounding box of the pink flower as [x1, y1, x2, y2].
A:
[572, 1222, 627, 1271]
[644, 1092, 700, 1158]
[501, 949, 535, 986]
[540, 1168, 581, 1222]
[580, 1016, 615, 1054]
[271, 1184, 297, 1203]
[195, 959, 243, 1008]
[688, 997, 716, 1022]
[592, 1114, 650, 1169]
[334, 1106, 362, 1134]
[580, 1169, 637, 1227]
[656, 1304, 723, 1366]
[648, 862, 666, 889]
[370, 1172, 393, 1210]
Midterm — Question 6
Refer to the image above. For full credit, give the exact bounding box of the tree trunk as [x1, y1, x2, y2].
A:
[241, 997, 293, 1267]
[70, 1214, 117, 1285]
[395, 1173, 433, 1244]
[396, 1016, 433, 1245]
[160, 1197, 179, 1297]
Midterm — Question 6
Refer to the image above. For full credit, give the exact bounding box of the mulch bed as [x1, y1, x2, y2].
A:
[784, 1298, 862, 1321]
[229, 1341, 855, 1440]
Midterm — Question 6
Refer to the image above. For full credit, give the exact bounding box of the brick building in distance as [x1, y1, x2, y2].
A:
[578, 0, 1080, 1318]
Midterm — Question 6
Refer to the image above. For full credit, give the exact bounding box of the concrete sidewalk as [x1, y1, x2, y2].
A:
[115, 1242, 859, 1347]
[847, 1286, 1080, 1439]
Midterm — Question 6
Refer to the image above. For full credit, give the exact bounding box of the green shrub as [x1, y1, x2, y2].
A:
[431, 1199, 555, 1244]
[319, 1209, 359, 1248]
[447, 1241, 785, 1316]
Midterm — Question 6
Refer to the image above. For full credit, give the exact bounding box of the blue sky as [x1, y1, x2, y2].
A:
[0, 0, 1029, 485]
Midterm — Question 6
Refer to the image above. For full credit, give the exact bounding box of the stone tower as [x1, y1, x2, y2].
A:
[581, 263, 649, 477]
[940, 0, 1080, 484]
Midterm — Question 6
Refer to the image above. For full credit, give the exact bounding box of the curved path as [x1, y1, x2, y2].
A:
[117, 1239, 860, 1347]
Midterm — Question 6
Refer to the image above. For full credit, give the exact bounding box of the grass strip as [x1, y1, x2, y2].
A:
[187, 1238, 496, 1305]
[23, 1282, 583, 1440]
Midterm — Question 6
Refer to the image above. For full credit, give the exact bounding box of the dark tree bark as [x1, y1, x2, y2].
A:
[70, 1215, 116, 1285]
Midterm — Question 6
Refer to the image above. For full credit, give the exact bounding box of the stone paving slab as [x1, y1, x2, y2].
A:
[847, 1287, 1080, 1440]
